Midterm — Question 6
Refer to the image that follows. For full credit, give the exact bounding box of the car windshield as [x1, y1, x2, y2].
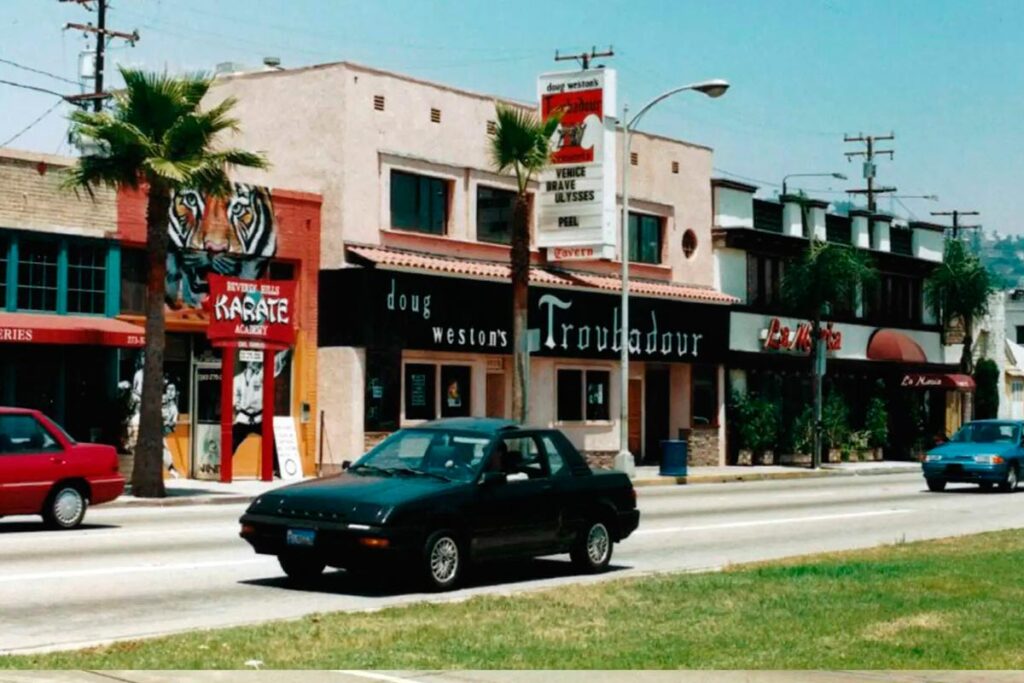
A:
[353, 429, 491, 483]
[950, 422, 1019, 444]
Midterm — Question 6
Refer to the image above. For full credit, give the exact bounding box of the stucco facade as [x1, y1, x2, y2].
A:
[207, 61, 729, 468]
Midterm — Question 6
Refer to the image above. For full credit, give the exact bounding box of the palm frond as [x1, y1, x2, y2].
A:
[489, 103, 562, 190]
[782, 239, 877, 318]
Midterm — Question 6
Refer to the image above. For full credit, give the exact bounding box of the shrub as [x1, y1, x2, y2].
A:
[975, 358, 1000, 419]
[793, 406, 815, 455]
[731, 392, 779, 465]
[865, 394, 888, 449]
[821, 392, 850, 452]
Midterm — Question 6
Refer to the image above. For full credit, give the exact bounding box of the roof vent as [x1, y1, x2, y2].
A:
[374, 95, 385, 111]
[486, 120, 497, 135]
[430, 108, 441, 124]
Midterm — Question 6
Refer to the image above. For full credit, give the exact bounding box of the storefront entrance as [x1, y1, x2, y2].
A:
[191, 363, 222, 480]
[643, 367, 670, 464]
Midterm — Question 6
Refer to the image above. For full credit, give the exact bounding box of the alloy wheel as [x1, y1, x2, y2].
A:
[586, 522, 610, 565]
[430, 536, 459, 584]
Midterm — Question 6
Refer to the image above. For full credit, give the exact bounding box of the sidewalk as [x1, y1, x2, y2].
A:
[109, 460, 922, 507]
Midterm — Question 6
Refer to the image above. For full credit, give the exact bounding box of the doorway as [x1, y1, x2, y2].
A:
[191, 363, 222, 480]
[628, 379, 642, 458]
[486, 372, 506, 418]
[643, 367, 670, 464]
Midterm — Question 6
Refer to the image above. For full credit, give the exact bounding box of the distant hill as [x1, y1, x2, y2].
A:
[973, 231, 1024, 289]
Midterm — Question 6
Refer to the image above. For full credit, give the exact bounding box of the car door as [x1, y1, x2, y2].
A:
[469, 433, 559, 558]
[0, 413, 67, 515]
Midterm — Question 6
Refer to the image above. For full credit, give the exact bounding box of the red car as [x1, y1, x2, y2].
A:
[0, 407, 124, 528]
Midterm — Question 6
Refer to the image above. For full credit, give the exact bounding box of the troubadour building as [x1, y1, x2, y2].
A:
[205, 60, 736, 469]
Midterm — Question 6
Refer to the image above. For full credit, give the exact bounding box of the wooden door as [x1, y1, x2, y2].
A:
[628, 379, 643, 457]
[486, 373, 506, 418]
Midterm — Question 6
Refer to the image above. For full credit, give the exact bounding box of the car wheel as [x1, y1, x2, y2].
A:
[42, 484, 88, 529]
[422, 530, 462, 591]
[571, 519, 613, 573]
[278, 554, 326, 582]
[999, 464, 1019, 493]
[925, 478, 946, 493]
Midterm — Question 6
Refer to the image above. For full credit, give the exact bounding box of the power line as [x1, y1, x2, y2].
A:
[712, 167, 781, 188]
[0, 79, 67, 98]
[0, 58, 79, 86]
[0, 100, 65, 147]
[843, 132, 897, 212]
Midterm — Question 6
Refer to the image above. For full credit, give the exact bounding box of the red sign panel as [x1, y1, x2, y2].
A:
[206, 275, 296, 349]
[763, 317, 842, 354]
[541, 86, 603, 165]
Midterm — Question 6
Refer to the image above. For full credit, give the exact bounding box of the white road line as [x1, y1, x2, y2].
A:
[634, 508, 913, 536]
[0, 524, 232, 544]
[0, 557, 272, 583]
[334, 671, 425, 683]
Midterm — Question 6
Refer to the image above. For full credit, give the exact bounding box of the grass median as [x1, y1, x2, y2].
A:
[6, 529, 1024, 669]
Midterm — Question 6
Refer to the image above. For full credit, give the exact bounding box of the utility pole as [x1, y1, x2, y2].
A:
[931, 209, 981, 239]
[554, 46, 614, 70]
[60, 0, 139, 111]
[843, 132, 897, 212]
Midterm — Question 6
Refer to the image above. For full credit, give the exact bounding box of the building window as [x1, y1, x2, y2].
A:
[404, 363, 436, 421]
[390, 169, 449, 235]
[628, 212, 663, 264]
[557, 368, 610, 422]
[16, 240, 58, 312]
[403, 362, 471, 421]
[682, 230, 698, 259]
[826, 214, 852, 245]
[891, 227, 913, 256]
[692, 364, 718, 426]
[1016, 326, 1024, 345]
[476, 185, 517, 245]
[747, 253, 785, 308]
[0, 235, 8, 305]
[120, 248, 146, 315]
[866, 273, 922, 324]
[67, 243, 106, 314]
[753, 199, 783, 234]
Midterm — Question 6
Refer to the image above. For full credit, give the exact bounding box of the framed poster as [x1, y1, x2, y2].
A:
[440, 365, 471, 418]
[404, 363, 436, 421]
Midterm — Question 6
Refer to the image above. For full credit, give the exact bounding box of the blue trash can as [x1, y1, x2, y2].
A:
[660, 439, 688, 476]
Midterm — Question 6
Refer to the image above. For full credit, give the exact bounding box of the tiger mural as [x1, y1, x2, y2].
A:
[165, 183, 278, 308]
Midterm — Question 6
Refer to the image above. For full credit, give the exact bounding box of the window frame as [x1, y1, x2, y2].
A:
[0, 413, 65, 455]
[402, 360, 474, 423]
[627, 211, 664, 265]
[475, 184, 520, 245]
[15, 237, 60, 313]
[66, 241, 107, 315]
[691, 363, 719, 428]
[556, 366, 613, 424]
[389, 169, 451, 236]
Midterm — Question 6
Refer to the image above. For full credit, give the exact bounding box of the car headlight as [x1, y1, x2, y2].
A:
[973, 455, 1005, 464]
[924, 454, 943, 462]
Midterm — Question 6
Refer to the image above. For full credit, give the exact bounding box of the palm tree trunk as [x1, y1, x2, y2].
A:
[811, 315, 823, 469]
[961, 316, 974, 423]
[510, 194, 530, 424]
[132, 183, 170, 498]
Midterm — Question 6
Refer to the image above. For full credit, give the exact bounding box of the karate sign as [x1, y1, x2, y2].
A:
[206, 275, 296, 350]
[537, 68, 617, 261]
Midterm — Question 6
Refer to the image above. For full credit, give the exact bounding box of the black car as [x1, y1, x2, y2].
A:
[240, 418, 640, 590]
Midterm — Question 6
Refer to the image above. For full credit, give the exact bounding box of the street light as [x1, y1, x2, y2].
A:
[616, 79, 730, 474]
[781, 172, 847, 197]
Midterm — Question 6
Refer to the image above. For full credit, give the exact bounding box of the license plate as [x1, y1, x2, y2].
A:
[286, 528, 316, 547]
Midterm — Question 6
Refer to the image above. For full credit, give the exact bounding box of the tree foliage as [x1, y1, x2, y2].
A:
[974, 358, 1000, 420]
[63, 68, 267, 497]
[925, 239, 995, 374]
[731, 392, 779, 464]
[781, 239, 877, 319]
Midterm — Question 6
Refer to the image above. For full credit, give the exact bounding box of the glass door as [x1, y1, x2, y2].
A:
[191, 364, 222, 480]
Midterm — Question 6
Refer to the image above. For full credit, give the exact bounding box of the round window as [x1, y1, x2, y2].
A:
[682, 230, 698, 259]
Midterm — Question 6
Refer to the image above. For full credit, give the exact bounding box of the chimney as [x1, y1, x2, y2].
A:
[849, 208, 872, 249]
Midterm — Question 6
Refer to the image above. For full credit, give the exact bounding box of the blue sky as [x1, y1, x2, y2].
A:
[1, 0, 1020, 233]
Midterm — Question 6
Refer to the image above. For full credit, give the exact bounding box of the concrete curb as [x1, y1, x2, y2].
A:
[107, 493, 257, 508]
[632, 465, 920, 488]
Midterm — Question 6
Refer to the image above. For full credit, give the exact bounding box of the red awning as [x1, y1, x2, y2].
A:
[867, 329, 927, 363]
[0, 312, 145, 348]
[900, 373, 975, 391]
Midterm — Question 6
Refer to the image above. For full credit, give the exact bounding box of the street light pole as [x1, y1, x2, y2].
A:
[615, 79, 730, 475]
[781, 172, 847, 197]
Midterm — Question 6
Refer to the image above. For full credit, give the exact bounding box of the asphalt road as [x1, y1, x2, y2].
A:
[3, 471, 1024, 655]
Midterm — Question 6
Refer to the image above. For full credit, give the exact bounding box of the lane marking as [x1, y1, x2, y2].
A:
[0, 524, 233, 545]
[334, 671, 425, 683]
[0, 557, 271, 584]
[634, 508, 913, 536]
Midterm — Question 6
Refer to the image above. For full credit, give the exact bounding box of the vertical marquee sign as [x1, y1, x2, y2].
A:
[537, 68, 618, 261]
[206, 274, 297, 484]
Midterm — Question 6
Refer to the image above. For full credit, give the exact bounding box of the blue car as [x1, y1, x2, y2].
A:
[922, 420, 1023, 492]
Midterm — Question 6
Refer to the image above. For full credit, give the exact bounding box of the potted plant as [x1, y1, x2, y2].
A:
[865, 392, 888, 461]
[731, 392, 779, 466]
[821, 392, 850, 463]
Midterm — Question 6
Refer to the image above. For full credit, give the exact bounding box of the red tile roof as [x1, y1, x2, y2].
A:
[346, 245, 737, 305]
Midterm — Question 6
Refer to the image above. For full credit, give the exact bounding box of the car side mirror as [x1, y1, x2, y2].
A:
[480, 471, 507, 486]
[341, 460, 352, 471]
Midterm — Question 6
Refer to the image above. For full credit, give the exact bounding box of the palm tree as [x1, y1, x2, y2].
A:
[782, 238, 877, 468]
[489, 103, 561, 423]
[925, 238, 995, 420]
[64, 68, 267, 497]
